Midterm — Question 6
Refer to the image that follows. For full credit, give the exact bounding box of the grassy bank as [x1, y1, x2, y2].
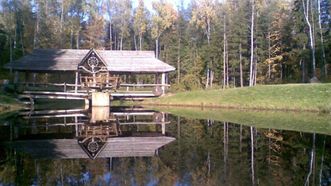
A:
[145, 84, 331, 112]
[153, 107, 331, 135]
[0, 94, 23, 114]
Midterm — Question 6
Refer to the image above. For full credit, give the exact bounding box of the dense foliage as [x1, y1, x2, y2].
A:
[0, 0, 330, 89]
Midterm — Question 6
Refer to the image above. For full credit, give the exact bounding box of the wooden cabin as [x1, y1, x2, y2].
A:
[5, 49, 175, 97]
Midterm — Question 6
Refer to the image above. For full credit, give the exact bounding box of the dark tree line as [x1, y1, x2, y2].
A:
[0, 0, 330, 89]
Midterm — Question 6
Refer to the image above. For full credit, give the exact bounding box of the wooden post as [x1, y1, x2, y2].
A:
[93, 73, 96, 87]
[24, 71, 29, 88]
[161, 73, 166, 95]
[161, 112, 165, 135]
[14, 71, 19, 84]
[75, 116, 78, 137]
[33, 73, 36, 86]
[106, 72, 109, 87]
[64, 82, 67, 92]
[75, 71, 78, 93]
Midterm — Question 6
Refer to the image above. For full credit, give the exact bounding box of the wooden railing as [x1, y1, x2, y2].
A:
[17, 81, 170, 96]
[80, 75, 120, 89]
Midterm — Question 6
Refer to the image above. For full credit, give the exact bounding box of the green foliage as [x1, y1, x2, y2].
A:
[0, 0, 331, 86]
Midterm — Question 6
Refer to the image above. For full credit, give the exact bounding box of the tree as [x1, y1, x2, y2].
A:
[249, 0, 256, 86]
[133, 0, 148, 50]
[151, 0, 177, 59]
[302, 0, 317, 78]
[82, 1, 105, 49]
[190, 0, 216, 88]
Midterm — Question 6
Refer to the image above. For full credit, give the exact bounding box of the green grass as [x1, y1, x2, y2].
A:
[152, 107, 331, 135]
[145, 83, 331, 112]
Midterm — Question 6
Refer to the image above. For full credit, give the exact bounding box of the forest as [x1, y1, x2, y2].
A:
[0, 0, 331, 90]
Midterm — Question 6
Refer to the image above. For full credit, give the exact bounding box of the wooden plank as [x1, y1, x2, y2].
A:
[23, 91, 87, 96]
[120, 83, 170, 87]
[18, 122, 86, 127]
[119, 122, 171, 125]
[23, 114, 86, 119]
[111, 93, 156, 97]
[31, 95, 86, 100]
[19, 108, 86, 116]
[112, 112, 155, 116]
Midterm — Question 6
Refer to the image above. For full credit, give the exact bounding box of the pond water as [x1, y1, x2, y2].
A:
[0, 106, 330, 186]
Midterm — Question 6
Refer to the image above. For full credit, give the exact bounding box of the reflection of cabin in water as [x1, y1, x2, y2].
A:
[5, 49, 175, 100]
[5, 107, 174, 159]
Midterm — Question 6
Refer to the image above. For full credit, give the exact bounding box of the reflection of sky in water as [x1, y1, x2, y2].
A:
[80, 171, 91, 184]
[103, 172, 111, 184]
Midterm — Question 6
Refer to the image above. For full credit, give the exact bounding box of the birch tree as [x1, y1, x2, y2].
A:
[249, 0, 255, 86]
[317, 0, 327, 77]
[151, 1, 177, 59]
[133, 0, 148, 50]
[302, 0, 317, 78]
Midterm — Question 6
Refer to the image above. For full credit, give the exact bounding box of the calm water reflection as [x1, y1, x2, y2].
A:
[0, 107, 330, 186]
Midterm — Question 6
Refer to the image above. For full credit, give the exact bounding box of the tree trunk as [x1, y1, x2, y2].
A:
[155, 38, 159, 59]
[250, 126, 255, 186]
[70, 29, 73, 49]
[139, 34, 143, 50]
[319, 137, 326, 185]
[9, 36, 13, 64]
[33, 0, 40, 49]
[76, 32, 79, 49]
[20, 22, 25, 55]
[177, 31, 181, 84]
[305, 133, 315, 185]
[249, 0, 255, 86]
[317, 0, 327, 78]
[206, 68, 209, 89]
[254, 59, 257, 85]
[226, 48, 229, 87]
[302, 0, 317, 78]
[268, 31, 271, 79]
[223, 17, 227, 89]
[120, 36, 123, 50]
[114, 33, 117, 50]
[109, 21, 113, 50]
[134, 35, 137, 51]
[239, 43, 243, 87]
[60, 0, 64, 48]
[210, 70, 214, 88]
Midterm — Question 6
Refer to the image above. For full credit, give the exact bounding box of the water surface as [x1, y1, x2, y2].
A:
[0, 106, 330, 185]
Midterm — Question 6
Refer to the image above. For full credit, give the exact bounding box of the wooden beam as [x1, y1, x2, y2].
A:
[14, 71, 19, 84]
[23, 91, 87, 96]
[161, 73, 166, 95]
[75, 71, 79, 93]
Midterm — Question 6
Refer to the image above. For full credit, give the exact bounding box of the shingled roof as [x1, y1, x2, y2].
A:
[4, 49, 175, 73]
[8, 137, 175, 159]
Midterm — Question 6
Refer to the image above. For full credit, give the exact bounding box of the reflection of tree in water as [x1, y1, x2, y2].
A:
[0, 116, 331, 185]
[160, 116, 331, 185]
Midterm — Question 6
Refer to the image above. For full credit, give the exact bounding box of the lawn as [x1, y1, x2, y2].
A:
[145, 83, 331, 112]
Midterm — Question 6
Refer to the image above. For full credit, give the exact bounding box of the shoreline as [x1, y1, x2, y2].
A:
[143, 84, 331, 113]
[140, 102, 324, 113]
